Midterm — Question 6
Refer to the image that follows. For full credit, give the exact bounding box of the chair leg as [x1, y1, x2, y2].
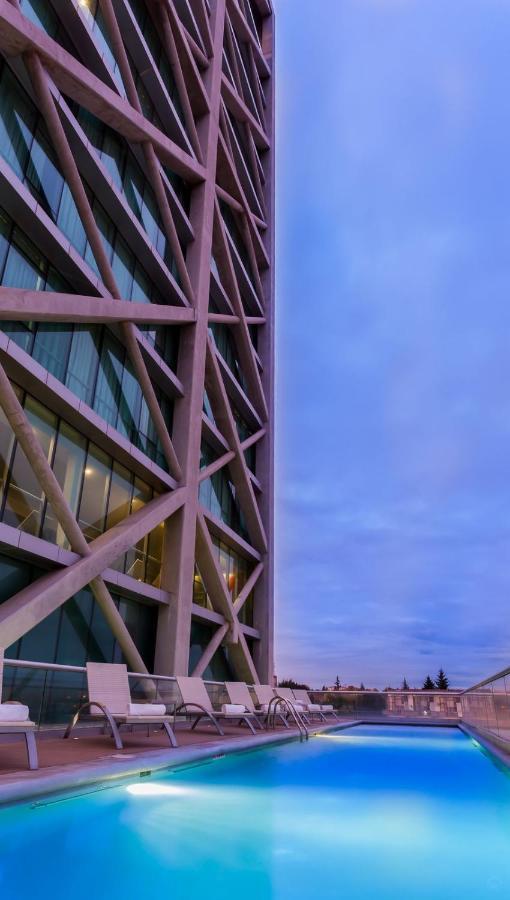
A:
[110, 719, 124, 750]
[24, 731, 38, 770]
[162, 721, 178, 748]
[243, 716, 257, 735]
[209, 713, 224, 736]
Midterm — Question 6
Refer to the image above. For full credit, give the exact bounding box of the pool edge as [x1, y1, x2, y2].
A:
[459, 722, 510, 772]
[0, 719, 360, 808]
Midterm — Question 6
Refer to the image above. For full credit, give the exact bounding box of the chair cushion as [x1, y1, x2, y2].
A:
[320, 704, 334, 712]
[221, 703, 247, 715]
[307, 703, 322, 712]
[127, 703, 166, 717]
[0, 702, 29, 722]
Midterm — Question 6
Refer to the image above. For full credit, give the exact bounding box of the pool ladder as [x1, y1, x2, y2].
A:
[266, 695, 309, 741]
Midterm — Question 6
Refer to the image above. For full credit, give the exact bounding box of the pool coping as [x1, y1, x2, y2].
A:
[0, 719, 359, 808]
[459, 722, 510, 772]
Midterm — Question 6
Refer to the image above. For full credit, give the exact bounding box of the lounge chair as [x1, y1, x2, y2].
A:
[252, 684, 290, 728]
[224, 682, 265, 729]
[293, 689, 338, 720]
[0, 650, 38, 770]
[174, 676, 261, 735]
[64, 662, 177, 750]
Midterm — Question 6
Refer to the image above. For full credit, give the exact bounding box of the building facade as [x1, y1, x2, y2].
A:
[0, 0, 274, 687]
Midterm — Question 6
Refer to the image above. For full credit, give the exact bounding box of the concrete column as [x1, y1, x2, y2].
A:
[155, 0, 227, 676]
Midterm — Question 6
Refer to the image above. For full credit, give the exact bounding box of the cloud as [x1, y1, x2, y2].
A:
[275, 0, 510, 688]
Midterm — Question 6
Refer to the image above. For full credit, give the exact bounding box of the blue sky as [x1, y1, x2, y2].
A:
[274, 0, 510, 689]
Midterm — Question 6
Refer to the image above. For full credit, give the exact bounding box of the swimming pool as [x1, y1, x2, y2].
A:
[0, 725, 509, 899]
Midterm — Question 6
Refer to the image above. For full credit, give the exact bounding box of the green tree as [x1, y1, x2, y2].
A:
[360, 682, 365, 691]
[334, 675, 341, 690]
[423, 675, 435, 690]
[402, 677, 410, 691]
[435, 669, 449, 691]
[278, 678, 310, 690]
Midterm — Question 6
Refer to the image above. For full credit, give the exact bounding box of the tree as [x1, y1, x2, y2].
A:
[334, 675, 341, 690]
[402, 677, 410, 691]
[360, 682, 365, 691]
[435, 669, 449, 691]
[423, 675, 435, 690]
[278, 678, 310, 690]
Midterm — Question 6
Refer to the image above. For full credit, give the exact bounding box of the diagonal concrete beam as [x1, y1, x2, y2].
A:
[190, 622, 229, 677]
[0, 488, 186, 649]
[205, 338, 267, 552]
[233, 561, 263, 614]
[98, 0, 195, 305]
[0, 0, 205, 182]
[0, 359, 163, 673]
[198, 449, 235, 483]
[24, 51, 182, 481]
[195, 510, 258, 681]
[195, 510, 236, 625]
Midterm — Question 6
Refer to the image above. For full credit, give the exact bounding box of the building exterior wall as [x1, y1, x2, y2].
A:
[0, 0, 274, 685]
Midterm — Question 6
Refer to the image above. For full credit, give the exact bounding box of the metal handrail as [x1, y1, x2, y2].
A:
[3, 659, 224, 687]
[267, 695, 309, 741]
[461, 667, 510, 694]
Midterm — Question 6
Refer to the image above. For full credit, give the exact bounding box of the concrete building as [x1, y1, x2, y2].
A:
[0, 0, 274, 693]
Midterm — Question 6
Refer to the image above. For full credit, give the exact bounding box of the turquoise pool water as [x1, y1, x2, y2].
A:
[1, 725, 509, 899]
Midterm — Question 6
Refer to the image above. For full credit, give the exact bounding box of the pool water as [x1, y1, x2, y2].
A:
[1, 725, 509, 899]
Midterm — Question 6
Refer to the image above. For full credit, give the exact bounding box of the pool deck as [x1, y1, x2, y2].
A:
[0, 718, 358, 807]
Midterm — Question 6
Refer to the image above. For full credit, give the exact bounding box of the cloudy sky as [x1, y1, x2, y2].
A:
[274, 0, 510, 689]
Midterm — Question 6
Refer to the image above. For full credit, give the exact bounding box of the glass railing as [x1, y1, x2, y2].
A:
[309, 690, 462, 719]
[460, 667, 510, 745]
[1, 659, 226, 728]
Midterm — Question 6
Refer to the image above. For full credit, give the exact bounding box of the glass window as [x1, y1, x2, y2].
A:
[56, 183, 87, 255]
[2, 397, 56, 536]
[0, 67, 35, 180]
[100, 129, 124, 189]
[131, 262, 152, 304]
[106, 462, 133, 530]
[25, 128, 64, 219]
[32, 324, 73, 381]
[0, 404, 15, 510]
[20, 0, 60, 37]
[94, 331, 123, 426]
[65, 326, 100, 405]
[78, 444, 111, 541]
[88, 596, 116, 663]
[2, 229, 45, 291]
[42, 422, 86, 548]
[111, 231, 134, 299]
[54, 587, 93, 667]
[116, 361, 141, 442]
[146, 521, 164, 587]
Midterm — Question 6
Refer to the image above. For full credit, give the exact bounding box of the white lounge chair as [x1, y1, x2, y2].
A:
[64, 662, 177, 749]
[276, 687, 312, 723]
[224, 682, 265, 729]
[0, 649, 38, 770]
[252, 684, 290, 728]
[174, 676, 261, 735]
[293, 689, 338, 720]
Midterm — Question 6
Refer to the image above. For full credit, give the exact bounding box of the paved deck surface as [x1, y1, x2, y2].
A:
[0, 719, 359, 807]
